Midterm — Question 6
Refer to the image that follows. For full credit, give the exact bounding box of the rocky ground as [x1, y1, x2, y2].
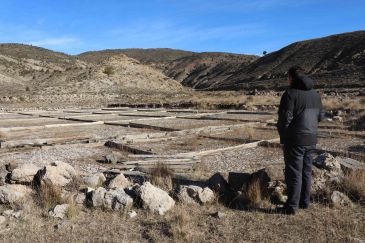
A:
[0, 107, 362, 242]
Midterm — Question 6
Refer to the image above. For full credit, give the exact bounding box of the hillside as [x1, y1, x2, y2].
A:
[217, 31, 365, 90]
[79, 49, 259, 89]
[79, 31, 365, 91]
[0, 44, 185, 97]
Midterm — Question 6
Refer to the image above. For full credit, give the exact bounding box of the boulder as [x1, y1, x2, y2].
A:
[0, 184, 32, 204]
[49, 204, 69, 219]
[312, 153, 344, 193]
[88, 187, 107, 207]
[108, 174, 130, 189]
[35, 161, 77, 187]
[74, 192, 86, 205]
[10, 164, 41, 184]
[314, 153, 342, 176]
[178, 185, 215, 205]
[87, 187, 133, 210]
[137, 182, 175, 215]
[83, 173, 106, 188]
[103, 187, 133, 210]
[330, 191, 353, 208]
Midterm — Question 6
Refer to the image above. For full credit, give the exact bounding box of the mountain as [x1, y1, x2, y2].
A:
[80, 31, 365, 91]
[0, 44, 185, 97]
[79, 49, 259, 89]
[1, 31, 364, 98]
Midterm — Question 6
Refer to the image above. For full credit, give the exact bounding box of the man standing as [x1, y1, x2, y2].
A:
[277, 66, 324, 215]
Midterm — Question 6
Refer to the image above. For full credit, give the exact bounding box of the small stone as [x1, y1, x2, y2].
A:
[74, 192, 86, 205]
[83, 173, 106, 188]
[346, 236, 364, 243]
[198, 187, 215, 204]
[108, 174, 130, 189]
[212, 211, 225, 219]
[49, 204, 69, 219]
[330, 191, 353, 208]
[0, 216, 6, 225]
[5, 161, 18, 172]
[333, 116, 343, 122]
[105, 154, 119, 164]
[128, 210, 137, 219]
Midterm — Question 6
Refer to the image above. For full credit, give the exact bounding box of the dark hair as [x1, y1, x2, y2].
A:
[288, 66, 304, 79]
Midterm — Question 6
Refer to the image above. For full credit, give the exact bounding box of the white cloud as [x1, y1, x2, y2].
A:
[29, 37, 79, 47]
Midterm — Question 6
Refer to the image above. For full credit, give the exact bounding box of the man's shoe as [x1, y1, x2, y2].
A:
[276, 206, 296, 215]
[299, 204, 309, 209]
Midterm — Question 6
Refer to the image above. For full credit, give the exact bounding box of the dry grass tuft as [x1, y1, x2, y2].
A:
[168, 206, 191, 242]
[0, 131, 8, 140]
[149, 163, 174, 192]
[64, 175, 81, 192]
[35, 183, 63, 209]
[240, 126, 256, 141]
[343, 169, 365, 203]
[244, 178, 264, 207]
[66, 201, 80, 220]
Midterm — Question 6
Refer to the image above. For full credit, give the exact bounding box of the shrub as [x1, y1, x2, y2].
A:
[149, 163, 174, 192]
[343, 169, 365, 203]
[103, 66, 115, 77]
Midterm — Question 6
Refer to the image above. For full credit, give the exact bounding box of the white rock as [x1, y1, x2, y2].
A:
[178, 185, 215, 204]
[89, 187, 107, 207]
[199, 187, 215, 204]
[39, 161, 77, 187]
[49, 204, 69, 219]
[10, 164, 41, 184]
[74, 192, 86, 205]
[104, 187, 133, 210]
[128, 210, 137, 218]
[0, 184, 32, 204]
[83, 173, 106, 188]
[138, 182, 175, 215]
[0, 216, 6, 226]
[330, 191, 353, 208]
[2, 209, 22, 219]
[108, 174, 130, 189]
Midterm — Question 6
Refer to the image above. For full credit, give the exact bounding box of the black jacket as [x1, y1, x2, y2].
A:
[277, 74, 325, 145]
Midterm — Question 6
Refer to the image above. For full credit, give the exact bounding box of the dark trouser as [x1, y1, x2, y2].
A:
[283, 144, 316, 211]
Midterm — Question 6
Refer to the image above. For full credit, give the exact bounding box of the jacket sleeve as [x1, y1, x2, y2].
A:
[276, 91, 294, 144]
[318, 96, 325, 122]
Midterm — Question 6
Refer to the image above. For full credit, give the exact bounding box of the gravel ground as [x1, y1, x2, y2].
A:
[201, 146, 285, 178]
[0, 143, 110, 175]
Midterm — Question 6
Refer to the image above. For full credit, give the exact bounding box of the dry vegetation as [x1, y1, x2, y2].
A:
[149, 163, 174, 192]
[343, 169, 365, 203]
[323, 96, 365, 111]
[35, 183, 63, 210]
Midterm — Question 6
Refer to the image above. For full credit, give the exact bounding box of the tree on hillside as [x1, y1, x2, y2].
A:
[103, 66, 115, 77]
[263, 51, 267, 56]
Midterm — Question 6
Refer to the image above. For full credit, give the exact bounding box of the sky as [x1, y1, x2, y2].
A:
[0, 0, 364, 55]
